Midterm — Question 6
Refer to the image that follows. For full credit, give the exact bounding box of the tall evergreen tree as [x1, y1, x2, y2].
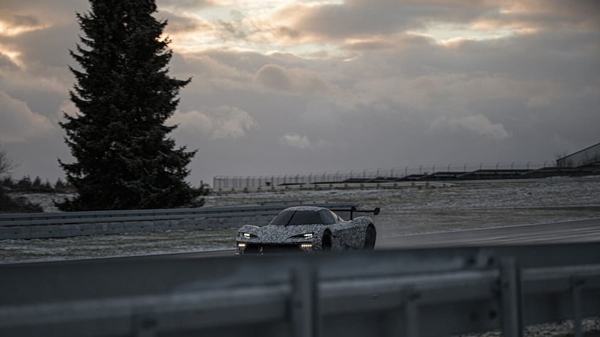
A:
[58, 0, 201, 211]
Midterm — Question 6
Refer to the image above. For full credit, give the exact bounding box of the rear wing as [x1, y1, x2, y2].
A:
[330, 206, 380, 220]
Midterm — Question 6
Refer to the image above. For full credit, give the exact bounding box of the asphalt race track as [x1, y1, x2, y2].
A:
[5, 217, 599, 265]
[167, 217, 600, 259]
[376, 217, 600, 249]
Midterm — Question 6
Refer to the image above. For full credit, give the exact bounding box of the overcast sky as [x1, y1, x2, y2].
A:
[1, 0, 599, 186]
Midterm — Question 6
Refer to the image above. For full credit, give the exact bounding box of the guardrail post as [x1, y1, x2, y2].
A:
[499, 258, 523, 337]
[290, 267, 320, 337]
[384, 286, 420, 337]
[571, 277, 584, 337]
[405, 288, 420, 337]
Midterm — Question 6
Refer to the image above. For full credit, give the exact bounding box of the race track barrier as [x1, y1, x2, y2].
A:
[0, 202, 359, 239]
[1, 242, 599, 337]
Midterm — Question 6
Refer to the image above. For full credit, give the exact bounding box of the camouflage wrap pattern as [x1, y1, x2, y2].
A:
[236, 206, 376, 253]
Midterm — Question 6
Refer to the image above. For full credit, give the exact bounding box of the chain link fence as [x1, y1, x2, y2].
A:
[213, 161, 555, 190]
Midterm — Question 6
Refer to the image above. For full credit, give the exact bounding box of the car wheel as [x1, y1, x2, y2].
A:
[322, 231, 332, 251]
[364, 225, 376, 250]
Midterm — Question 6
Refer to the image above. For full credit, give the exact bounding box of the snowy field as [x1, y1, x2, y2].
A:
[2, 176, 600, 263]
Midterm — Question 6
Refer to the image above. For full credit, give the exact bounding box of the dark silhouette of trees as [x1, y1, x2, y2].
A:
[0, 144, 17, 177]
[0, 148, 43, 213]
[58, 0, 202, 211]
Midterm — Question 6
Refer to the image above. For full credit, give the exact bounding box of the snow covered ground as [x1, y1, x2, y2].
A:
[2, 176, 600, 263]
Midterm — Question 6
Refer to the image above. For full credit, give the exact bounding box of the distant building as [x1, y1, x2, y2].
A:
[556, 142, 600, 167]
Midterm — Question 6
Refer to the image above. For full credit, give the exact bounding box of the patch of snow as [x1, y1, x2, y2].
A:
[2, 176, 600, 263]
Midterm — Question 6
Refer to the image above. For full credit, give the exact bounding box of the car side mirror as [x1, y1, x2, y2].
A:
[373, 207, 380, 216]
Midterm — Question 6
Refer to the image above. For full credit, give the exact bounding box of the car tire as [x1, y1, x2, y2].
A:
[364, 225, 376, 250]
[322, 231, 332, 251]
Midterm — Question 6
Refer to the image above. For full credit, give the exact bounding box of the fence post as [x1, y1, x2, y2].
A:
[404, 288, 420, 337]
[571, 277, 584, 337]
[384, 286, 420, 337]
[290, 267, 320, 337]
[210, 159, 576, 191]
[499, 258, 523, 337]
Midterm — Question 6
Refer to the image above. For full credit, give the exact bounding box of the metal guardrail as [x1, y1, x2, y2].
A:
[0, 202, 360, 240]
[0, 242, 599, 337]
[0, 202, 359, 227]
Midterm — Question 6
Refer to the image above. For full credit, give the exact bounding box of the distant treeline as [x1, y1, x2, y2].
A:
[1, 176, 74, 193]
[0, 191, 43, 213]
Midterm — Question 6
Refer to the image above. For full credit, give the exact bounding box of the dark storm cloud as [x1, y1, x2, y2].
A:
[0, 1, 89, 25]
[269, 0, 501, 41]
[0, 53, 17, 70]
[269, 0, 600, 43]
[451, 31, 600, 85]
[158, 10, 212, 34]
[172, 49, 302, 79]
[8, 21, 78, 69]
[0, 90, 55, 145]
[343, 40, 395, 51]
[1, 0, 599, 185]
[157, 0, 213, 11]
[489, 0, 600, 30]
[0, 12, 39, 29]
[253, 64, 340, 96]
[254, 64, 292, 91]
[0, 21, 78, 120]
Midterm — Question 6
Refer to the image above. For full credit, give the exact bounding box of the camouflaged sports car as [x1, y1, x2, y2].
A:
[236, 206, 379, 254]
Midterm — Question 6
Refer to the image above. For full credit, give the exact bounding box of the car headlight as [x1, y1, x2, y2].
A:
[239, 232, 257, 239]
[291, 233, 314, 239]
[236, 241, 247, 255]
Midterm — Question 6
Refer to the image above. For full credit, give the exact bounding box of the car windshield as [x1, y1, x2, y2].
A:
[270, 210, 333, 226]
